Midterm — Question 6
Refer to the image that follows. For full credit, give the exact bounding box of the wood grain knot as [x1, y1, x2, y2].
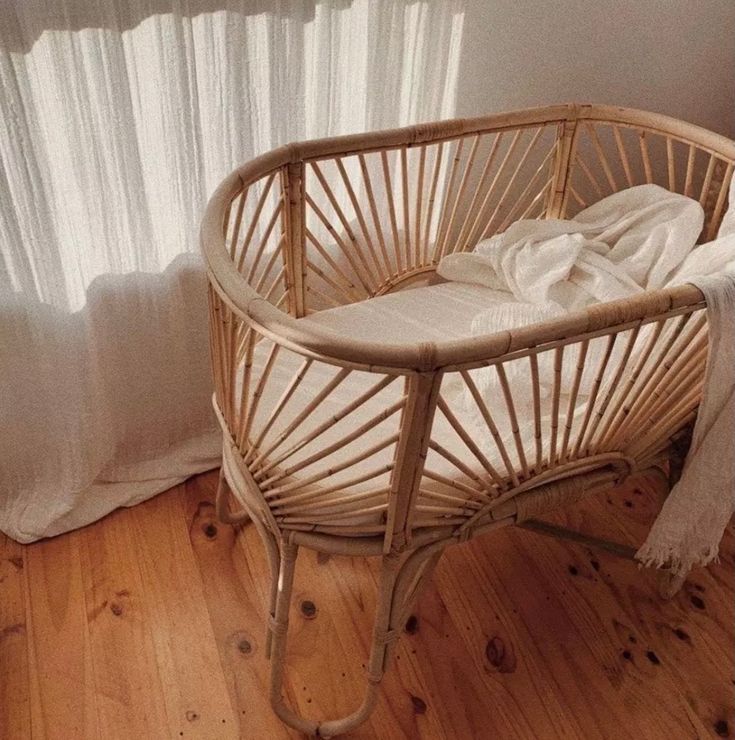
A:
[0, 623, 25, 641]
[185, 710, 199, 722]
[110, 602, 124, 617]
[404, 615, 419, 634]
[202, 523, 218, 539]
[485, 636, 517, 673]
[228, 629, 256, 657]
[690, 595, 705, 610]
[410, 695, 427, 714]
[714, 719, 729, 737]
[300, 600, 317, 619]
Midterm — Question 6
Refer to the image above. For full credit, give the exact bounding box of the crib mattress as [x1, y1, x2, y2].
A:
[302, 281, 513, 342]
[237, 281, 586, 531]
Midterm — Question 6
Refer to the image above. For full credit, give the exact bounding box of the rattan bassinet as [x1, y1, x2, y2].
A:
[201, 104, 735, 737]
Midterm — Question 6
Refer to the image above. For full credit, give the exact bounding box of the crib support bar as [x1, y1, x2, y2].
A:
[518, 518, 638, 559]
[215, 469, 250, 525]
[282, 162, 306, 317]
[548, 109, 579, 218]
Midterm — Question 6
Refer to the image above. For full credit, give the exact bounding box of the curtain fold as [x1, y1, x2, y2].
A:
[0, 0, 465, 542]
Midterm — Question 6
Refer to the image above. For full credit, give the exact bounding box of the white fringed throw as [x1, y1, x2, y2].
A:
[636, 274, 735, 574]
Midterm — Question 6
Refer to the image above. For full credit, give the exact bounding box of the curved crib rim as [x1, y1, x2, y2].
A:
[217, 103, 735, 182]
[207, 262, 705, 373]
[201, 102, 731, 373]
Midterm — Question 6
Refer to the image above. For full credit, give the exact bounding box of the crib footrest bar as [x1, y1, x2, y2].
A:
[519, 518, 638, 560]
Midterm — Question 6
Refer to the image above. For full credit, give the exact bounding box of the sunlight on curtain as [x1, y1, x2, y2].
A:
[0, 1, 464, 541]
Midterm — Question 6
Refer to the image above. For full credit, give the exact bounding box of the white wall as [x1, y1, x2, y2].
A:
[454, 0, 735, 137]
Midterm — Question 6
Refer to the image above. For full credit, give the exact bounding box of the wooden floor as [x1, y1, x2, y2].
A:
[1, 470, 733, 740]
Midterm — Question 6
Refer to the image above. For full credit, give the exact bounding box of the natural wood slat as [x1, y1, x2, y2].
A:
[23, 530, 100, 739]
[79, 506, 170, 737]
[0, 533, 30, 739]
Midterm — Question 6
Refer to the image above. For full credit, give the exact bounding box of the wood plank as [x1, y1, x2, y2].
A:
[537, 475, 735, 737]
[0, 532, 30, 740]
[181, 474, 293, 739]
[435, 541, 613, 739]
[127, 487, 240, 738]
[78, 506, 170, 738]
[23, 528, 100, 739]
[396, 582, 543, 740]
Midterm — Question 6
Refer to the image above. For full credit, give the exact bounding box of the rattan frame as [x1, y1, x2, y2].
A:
[201, 103, 735, 737]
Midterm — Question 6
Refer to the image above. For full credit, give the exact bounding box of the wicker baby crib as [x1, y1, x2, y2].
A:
[201, 104, 735, 737]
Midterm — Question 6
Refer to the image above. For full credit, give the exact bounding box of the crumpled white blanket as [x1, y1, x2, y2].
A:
[437, 183, 735, 572]
[438, 185, 706, 400]
[438, 184, 704, 311]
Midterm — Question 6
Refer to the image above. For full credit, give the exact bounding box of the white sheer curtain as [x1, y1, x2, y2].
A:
[0, 1, 464, 542]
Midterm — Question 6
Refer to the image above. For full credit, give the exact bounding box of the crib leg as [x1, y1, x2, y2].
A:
[267, 542, 321, 735]
[266, 545, 442, 738]
[215, 468, 250, 526]
[216, 465, 281, 654]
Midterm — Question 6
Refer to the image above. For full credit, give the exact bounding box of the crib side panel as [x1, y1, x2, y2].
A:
[297, 120, 566, 310]
[562, 114, 735, 241]
[218, 163, 319, 321]
[208, 281, 421, 541]
[415, 300, 707, 537]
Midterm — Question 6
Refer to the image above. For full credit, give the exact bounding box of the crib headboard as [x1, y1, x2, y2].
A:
[558, 106, 735, 242]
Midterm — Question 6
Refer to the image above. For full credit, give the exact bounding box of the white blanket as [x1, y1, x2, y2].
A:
[636, 273, 735, 574]
[438, 185, 706, 402]
[438, 184, 735, 572]
[438, 184, 704, 310]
